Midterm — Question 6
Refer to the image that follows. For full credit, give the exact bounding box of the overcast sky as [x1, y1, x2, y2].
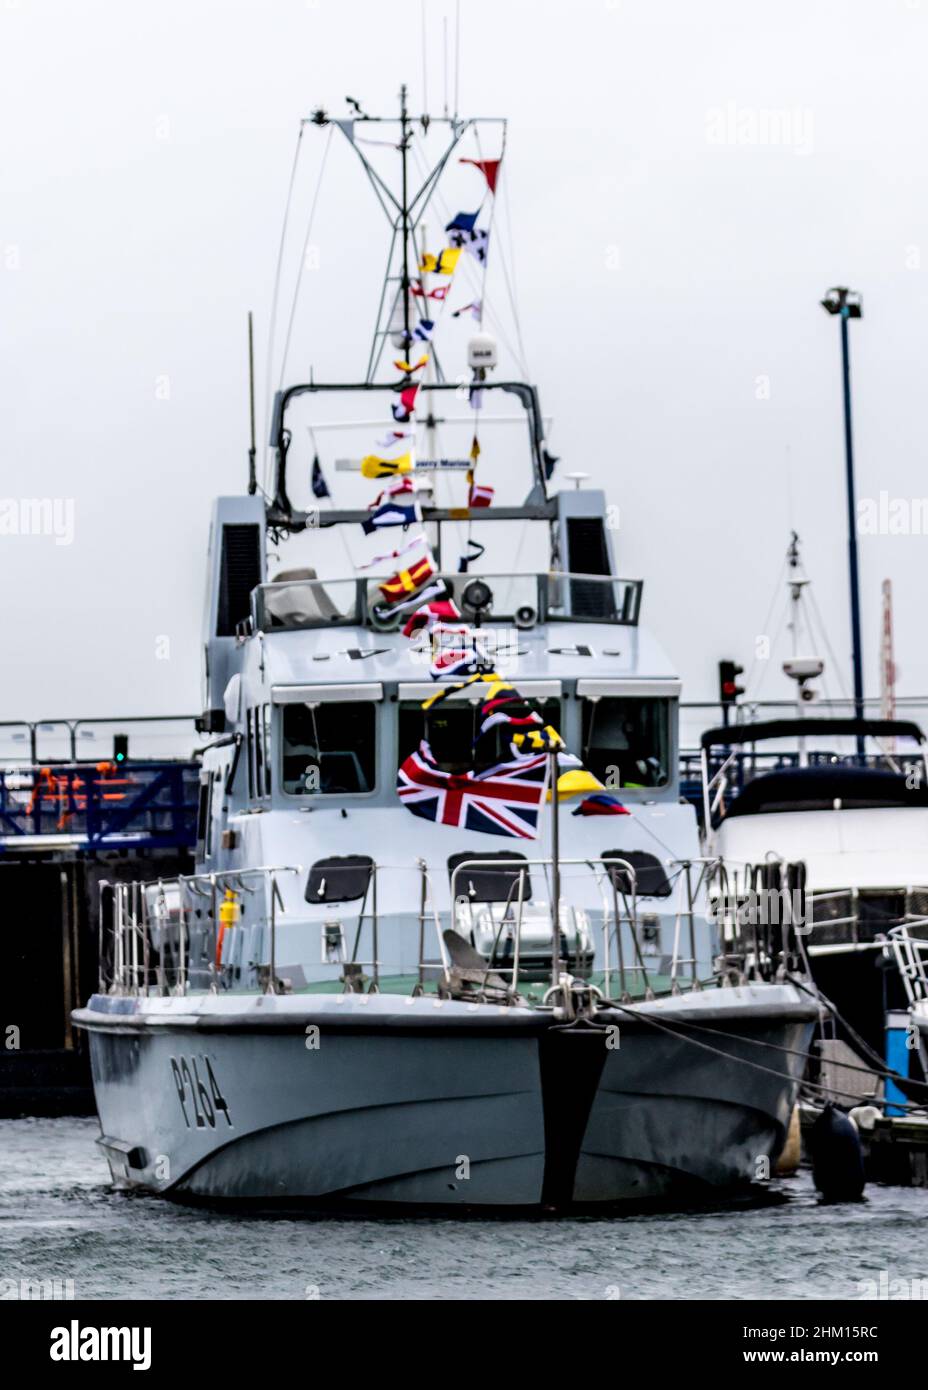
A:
[2, 0, 927, 730]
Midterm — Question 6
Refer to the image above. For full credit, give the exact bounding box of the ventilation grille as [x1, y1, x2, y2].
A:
[566, 517, 615, 618]
[217, 525, 262, 636]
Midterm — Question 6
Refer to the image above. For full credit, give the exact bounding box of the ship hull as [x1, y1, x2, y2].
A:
[73, 985, 817, 1208]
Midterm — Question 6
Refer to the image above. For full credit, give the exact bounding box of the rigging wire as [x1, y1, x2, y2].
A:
[307, 424, 360, 576]
[420, 0, 428, 113]
[263, 123, 306, 495]
[278, 124, 335, 395]
[747, 603, 790, 704]
[496, 125, 531, 378]
[806, 579, 852, 703]
[454, 0, 461, 119]
[408, 135, 528, 376]
[742, 553, 788, 698]
[443, 15, 449, 118]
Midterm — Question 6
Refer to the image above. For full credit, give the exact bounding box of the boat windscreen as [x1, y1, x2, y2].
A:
[725, 766, 928, 817]
[581, 697, 671, 788]
[282, 701, 377, 794]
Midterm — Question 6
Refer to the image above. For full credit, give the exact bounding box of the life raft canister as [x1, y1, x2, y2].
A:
[216, 888, 241, 970]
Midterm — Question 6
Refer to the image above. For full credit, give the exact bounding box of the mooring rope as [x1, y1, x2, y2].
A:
[597, 994, 927, 1112]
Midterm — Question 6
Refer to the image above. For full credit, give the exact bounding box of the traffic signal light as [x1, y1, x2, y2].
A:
[718, 660, 745, 706]
[113, 733, 129, 764]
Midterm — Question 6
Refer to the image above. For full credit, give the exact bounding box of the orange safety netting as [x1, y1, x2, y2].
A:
[26, 761, 135, 830]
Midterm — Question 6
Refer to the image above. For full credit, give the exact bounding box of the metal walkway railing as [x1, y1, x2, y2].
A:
[0, 761, 199, 848]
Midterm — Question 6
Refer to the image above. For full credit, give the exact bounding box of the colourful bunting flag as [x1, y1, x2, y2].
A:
[380, 576, 449, 617]
[448, 227, 489, 265]
[419, 247, 462, 276]
[452, 300, 482, 321]
[369, 475, 415, 508]
[468, 480, 494, 508]
[393, 354, 429, 374]
[375, 430, 410, 449]
[429, 623, 492, 680]
[460, 157, 501, 193]
[311, 456, 330, 499]
[391, 384, 420, 423]
[361, 451, 413, 479]
[410, 282, 449, 301]
[445, 210, 479, 233]
[401, 598, 462, 638]
[378, 553, 436, 604]
[357, 530, 429, 570]
[361, 499, 420, 535]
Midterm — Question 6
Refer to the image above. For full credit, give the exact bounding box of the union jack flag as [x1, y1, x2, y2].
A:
[397, 740, 549, 839]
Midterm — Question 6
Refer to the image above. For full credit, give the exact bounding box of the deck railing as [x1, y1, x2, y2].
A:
[98, 854, 724, 1002]
[0, 760, 199, 847]
[889, 922, 928, 1007]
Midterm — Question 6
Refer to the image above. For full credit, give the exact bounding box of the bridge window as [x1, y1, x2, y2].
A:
[282, 701, 376, 795]
[581, 697, 670, 788]
[399, 697, 562, 774]
[245, 705, 273, 799]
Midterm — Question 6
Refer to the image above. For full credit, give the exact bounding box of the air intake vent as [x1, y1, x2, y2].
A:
[565, 517, 615, 618]
[217, 525, 262, 636]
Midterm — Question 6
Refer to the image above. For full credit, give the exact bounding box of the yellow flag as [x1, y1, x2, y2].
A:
[393, 355, 429, 374]
[419, 247, 462, 275]
[546, 768, 605, 803]
[361, 452, 413, 479]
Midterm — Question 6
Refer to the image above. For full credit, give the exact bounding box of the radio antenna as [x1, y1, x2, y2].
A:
[247, 310, 257, 495]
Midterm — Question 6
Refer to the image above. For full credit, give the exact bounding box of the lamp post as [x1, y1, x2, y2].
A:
[820, 286, 865, 754]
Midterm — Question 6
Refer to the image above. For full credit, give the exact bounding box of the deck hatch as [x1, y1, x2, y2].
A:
[305, 855, 374, 903]
[602, 850, 672, 898]
[448, 851, 532, 902]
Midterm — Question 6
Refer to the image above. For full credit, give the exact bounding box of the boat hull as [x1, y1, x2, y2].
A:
[73, 985, 817, 1208]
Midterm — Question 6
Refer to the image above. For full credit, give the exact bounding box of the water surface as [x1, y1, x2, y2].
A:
[1, 1118, 925, 1300]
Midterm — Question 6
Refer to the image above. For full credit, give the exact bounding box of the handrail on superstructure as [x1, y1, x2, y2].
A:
[0, 715, 198, 765]
[889, 923, 928, 1006]
[269, 379, 552, 524]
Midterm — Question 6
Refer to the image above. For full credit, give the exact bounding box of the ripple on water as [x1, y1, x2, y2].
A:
[1, 1118, 926, 1300]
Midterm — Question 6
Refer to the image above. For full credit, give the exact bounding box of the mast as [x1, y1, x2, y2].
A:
[820, 286, 865, 754]
[399, 84, 412, 359]
[782, 532, 823, 765]
[267, 97, 518, 521]
[880, 578, 896, 754]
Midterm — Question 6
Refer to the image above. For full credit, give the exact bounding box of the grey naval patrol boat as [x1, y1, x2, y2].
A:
[73, 91, 818, 1208]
